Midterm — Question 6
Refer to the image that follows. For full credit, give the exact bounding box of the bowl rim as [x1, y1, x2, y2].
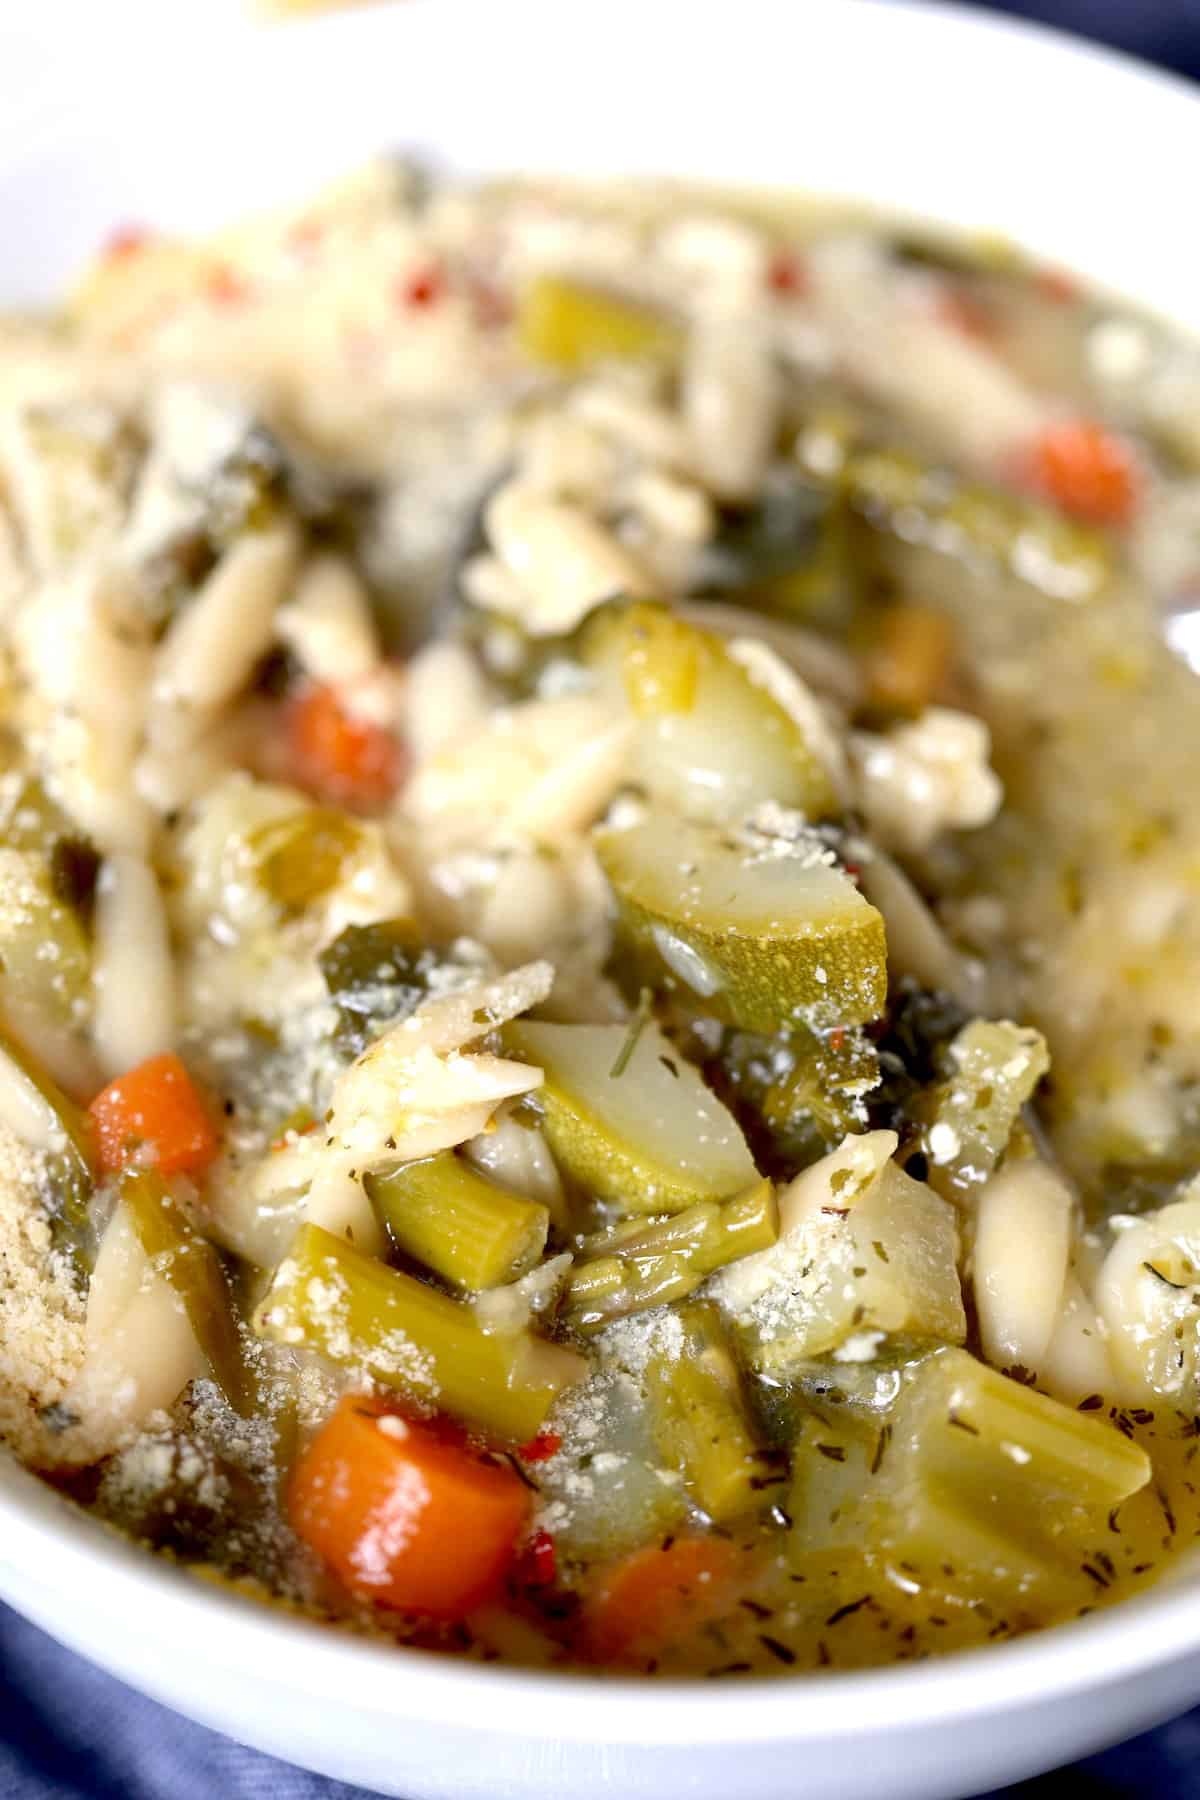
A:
[4, 0, 1200, 1748]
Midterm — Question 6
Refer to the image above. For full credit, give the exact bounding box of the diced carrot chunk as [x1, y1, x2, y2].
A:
[1024, 419, 1139, 527]
[290, 1397, 530, 1619]
[581, 1535, 746, 1662]
[89, 1052, 220, 1178]
[284, 682, 404, 812]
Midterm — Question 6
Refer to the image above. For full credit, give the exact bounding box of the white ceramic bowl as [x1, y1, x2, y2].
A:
[3, 4, 1200, 1796]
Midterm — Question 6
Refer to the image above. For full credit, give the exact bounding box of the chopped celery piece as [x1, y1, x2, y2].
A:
[843, 447, 1115, 605]
[516, 274, 680, 371]
[254, 1223, 584, 1443]
[596, 811, 887, 1034]
[318, 918, 440, 1054]
[921, 1019, 1049, 1203]
[366, 1150, 550, 1291]
[790, 1348, 1151, 1599]
[123, 1170, 248, 1412]
[646, 1300, 765, 1523]
[713, 1134, 965, 1374]
[249, 808, 362, 912]
[566, 1178, 778, 1329]
[583, 603, 839, 824]
[0, 847, 92, 1026]
[0, 1024, 94, 1278]
[504, 1017, 757, 1216]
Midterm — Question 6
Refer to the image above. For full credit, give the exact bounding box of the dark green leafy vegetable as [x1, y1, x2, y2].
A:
[706, 1025, 880, 1182]
[695, 467, 856, 632]
[318, 918, 442, 1054]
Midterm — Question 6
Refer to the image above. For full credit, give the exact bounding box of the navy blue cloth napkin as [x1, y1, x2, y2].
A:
[1, 1595, 1199, 1800]
[4, 4, 1200, 1797]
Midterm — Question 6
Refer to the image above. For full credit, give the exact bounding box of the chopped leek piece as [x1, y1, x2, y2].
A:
[596, 810, 887, 1034]
[254, 1223, 584, 1442]
[366, 1150, 550, 1291]
[582, 603, 839, 823]
[646, 1300, 765, 1523]
[122, 1170, 248, 1411]
[516, 274, 680, 371]
[921, 1018, 1050, 1203]
[566, 1178, 778, 1329]
[504, 1017, 757, 1215]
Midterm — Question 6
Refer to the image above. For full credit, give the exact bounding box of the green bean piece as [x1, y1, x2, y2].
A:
[0, 1024, 94, 1280]
[254, 1223, 585, 1443]
[566, 1251, 701, 1331]
[123, 1170, 249, 1412]
[647, 1301, 765, 1523]
[566, 1178, 779, 1330]
[366, 1151, 550, 1291]
[504, 1017, 758, 1216]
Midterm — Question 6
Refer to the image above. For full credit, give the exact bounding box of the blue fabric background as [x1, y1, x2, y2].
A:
[6, 4, 1200, 1796]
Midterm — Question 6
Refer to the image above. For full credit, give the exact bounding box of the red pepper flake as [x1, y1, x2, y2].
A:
[767, 250, 807, 297]
[396, 263, 445, 310]
[518, 1431, 562, 1464]
[104, 224, 153, 262]
[1036, 266, 1079, 306]
[207, 263, 249, 308]
[516, 1529, 557, 1588]
[827, 1029, 846, 1053]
